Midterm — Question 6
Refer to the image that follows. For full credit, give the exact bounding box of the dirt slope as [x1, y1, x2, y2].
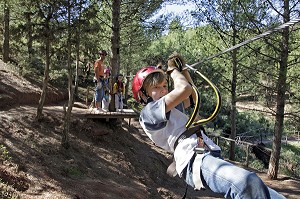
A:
[0, 60, 299, 199]
[0, 63, 67, 110]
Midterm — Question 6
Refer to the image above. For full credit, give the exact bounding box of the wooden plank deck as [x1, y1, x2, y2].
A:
[85, 108, 138, 118]
[85, 108, 139, 125]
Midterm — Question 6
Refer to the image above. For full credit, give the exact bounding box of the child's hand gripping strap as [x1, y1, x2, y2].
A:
[174, 57, 183, 71]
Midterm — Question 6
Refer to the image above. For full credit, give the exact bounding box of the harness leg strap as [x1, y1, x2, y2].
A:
[192, 154, 205, 190]
[167, 159, 178, 177]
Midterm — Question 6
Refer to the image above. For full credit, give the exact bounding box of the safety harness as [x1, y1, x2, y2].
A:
[167, 61, 222, 199]
[171, 57, 222, 128]
[172, 63, 222, 150]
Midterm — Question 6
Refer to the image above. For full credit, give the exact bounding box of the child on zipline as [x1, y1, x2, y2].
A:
[131, 52, 285, 199]
[113, 74, 125, 112]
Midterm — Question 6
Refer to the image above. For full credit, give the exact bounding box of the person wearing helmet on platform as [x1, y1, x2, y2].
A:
[113, 74, 125, 112]
[102, 67, 111, 112]
[102, 68, 111, 92]
[94, 50, 107, 113]
[132, 52, 285, 199]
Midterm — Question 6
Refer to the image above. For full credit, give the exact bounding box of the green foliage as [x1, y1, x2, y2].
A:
[63, 166, 84, 178]
[280, 144, 300, 178]
[235, 111, 273, 137]
[249, 159, 266, 171]
[0, 145, 18, 198]
[49, 69, 68, 87]
[17, 57, 45, 78]
[203, 96, 273, 141]
[126, 97, 143, 112]
[219, 141, 254, 167]
[219, 140, 266, 171]
[0, 179, 19, 199]
[0, 145, 11, 163]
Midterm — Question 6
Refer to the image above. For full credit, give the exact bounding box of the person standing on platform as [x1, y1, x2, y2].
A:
[102, 68, 111, 112]
[93, 50, 107, 113]
[113, 74, 125, 112]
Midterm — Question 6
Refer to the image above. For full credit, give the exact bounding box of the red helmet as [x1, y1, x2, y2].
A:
[104, 68, 110, 74]
[132, 66, 164, 103]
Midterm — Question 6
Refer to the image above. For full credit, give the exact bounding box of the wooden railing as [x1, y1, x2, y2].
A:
[211, 135, 271, 167]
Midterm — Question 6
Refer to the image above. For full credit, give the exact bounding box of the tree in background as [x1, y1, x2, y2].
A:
[109, 0, 121, 111]
[267, 0, 296, 180]
[239, 0, 300, 179]
[105, 0, 164, 110]
[2, 0, 10, 63]
[62, 0, 74, 149]
[191, 0, 266, 161]
[119, 0, 166, 100]
[36, 1, 63, 121]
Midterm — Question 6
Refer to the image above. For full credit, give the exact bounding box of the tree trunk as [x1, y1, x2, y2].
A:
[109, 0, 121, 112]
[74, 29, 80, 98]
[267, 0, 290, 179]
[74, 2, 82, 99]
[62, 0, 74, 149]
[125, 72, 130, 104]
[3, 1, 10, 63]
[25, 12, 34, 61]
[229, 26, 238, 161]
[124, 40, 133, 103]
[36, 28, 50, 121]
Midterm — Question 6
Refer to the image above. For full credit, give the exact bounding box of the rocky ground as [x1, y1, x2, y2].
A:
[0, 60, 299, 199]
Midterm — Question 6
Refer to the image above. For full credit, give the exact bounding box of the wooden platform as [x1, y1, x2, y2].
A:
[85, 108, 139, 125]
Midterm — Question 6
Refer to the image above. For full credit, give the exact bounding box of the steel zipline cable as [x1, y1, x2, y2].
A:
[184, 18, 300, 127]
[190, 18, 300, 68]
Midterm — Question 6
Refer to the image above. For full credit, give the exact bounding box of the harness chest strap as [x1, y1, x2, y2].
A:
[173, 125, 203, 150]
[167, 125, 204, 177]
[168, 125, 217, 191]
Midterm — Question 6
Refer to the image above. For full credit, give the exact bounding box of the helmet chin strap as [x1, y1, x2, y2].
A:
[146, 97, 153, 104]
[139, 88, 153, 105]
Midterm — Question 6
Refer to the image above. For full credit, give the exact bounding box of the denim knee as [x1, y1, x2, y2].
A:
[95, 88, 104, 102]
[236, 172, 270, 199]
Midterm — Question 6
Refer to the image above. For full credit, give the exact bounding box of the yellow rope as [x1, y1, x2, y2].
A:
[185, 85, 200, 129]
[185, 64, 222, 127]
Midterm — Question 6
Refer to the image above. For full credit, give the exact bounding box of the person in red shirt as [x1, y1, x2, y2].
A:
[93, 50, 107, 112]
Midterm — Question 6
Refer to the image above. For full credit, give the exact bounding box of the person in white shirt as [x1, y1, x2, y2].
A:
[131, 52, 285, 199]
